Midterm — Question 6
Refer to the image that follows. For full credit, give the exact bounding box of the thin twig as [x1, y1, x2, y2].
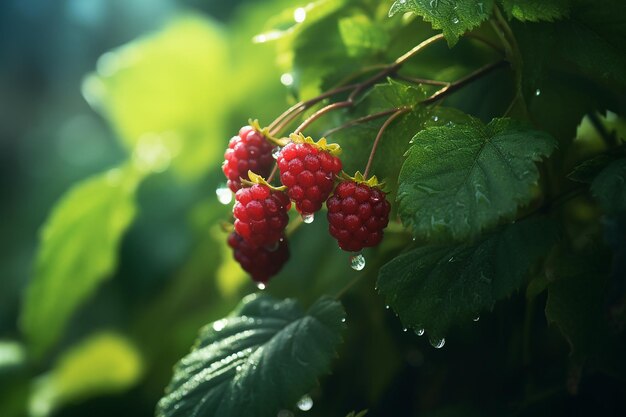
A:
[363, 107, 410, 178]
[394, 74, 450, 87]
[322, 108, 403, 137]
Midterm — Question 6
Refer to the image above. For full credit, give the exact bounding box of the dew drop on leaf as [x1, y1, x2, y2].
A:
[473, 315, 480, 322]
[415, 328, 425, 336]
[296, 394, 313, 411]
[216, 185, 233, 205]
[429, 337, 445, 349]
[350, 253, 365, 271]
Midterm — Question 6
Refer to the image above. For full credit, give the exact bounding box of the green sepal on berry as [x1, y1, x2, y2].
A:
[241, 170, 287, 192]
[289, 133, 342, 156]
[248, 119, 289, 147]
[339, 171, 385, 189]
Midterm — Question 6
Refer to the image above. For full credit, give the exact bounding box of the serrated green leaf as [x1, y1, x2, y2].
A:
[567, 154, 617, 184]
[500, 0, 570, 22]
[82, 15, 231, 179]
[591, 159, 626, 214]
[339, 15, 390, 57]
[398, 116, 556, 241]
[388, 0, 494, 47]
[330, 79, 430, 200]
[21, 166, 143, 356]
[29, 333, 143, 417]
[377, 218, 557, 338]
[156, 294, 346, 417]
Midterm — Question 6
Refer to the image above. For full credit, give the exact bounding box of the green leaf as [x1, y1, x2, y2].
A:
[591, 159, 626, 214]
[29, 333, 143, 417]
[156, 294, 346, 417]
[82, 15, 231, 179]
[398, 116, 556, 241]
[21, 166, 143, 356]
[388, 0, 494, 47]
[567, 154, 617, 184]
[339, 15, 390, 57]
[330, 79, 430, 200]
[500, 0, 571, 22]
[377, 218, 558, 339]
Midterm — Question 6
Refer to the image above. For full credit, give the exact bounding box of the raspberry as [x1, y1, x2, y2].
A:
[233, 178, 291, 248]
[228, 232, 289, 283]
[326, 178, 390, 252]
[277, 134, 342, 216]
[222, 124, 274, 192]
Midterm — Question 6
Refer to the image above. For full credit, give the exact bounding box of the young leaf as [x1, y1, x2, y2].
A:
[29, 333, 143, 417]
[377, 218, 558, 339]
[156, 294, 346, 417]
[388, 0, 494, 47]
[339, 15, 390, 57]
[500, 0, 571, 22]
[21, 166, 143, 356]
[398, 116, 556, 241]
[591, 159, 626, 214]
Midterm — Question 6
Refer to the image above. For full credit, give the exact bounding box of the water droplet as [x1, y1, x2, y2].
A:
[350, 253, 365, 271]
[403, 328, 408, 332]
[235, 365, 242, 371]
[216, 185, 233, 205]
[385, 305, 390, 309]
[212, 319, 227, 331]
[257, 282, 266, 290]
[296, 394, 313, 411]
[302, 212, 314, 223]
[272, 146, 281, 160]
[280, 73, 294, 87]
[432, 115, 439, 122]
[293, 7, 307, 23]
[535, 88, 541, 96]
[452, 17, 460, 24]
[415, 328, 425, 336]
[473, 315, 480, 322]
[429, 337, 445, 349]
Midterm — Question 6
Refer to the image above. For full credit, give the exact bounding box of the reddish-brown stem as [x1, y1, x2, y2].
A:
[421, 60, 508, 105]
[267, 163, 279, 183]
[394, 74, 450, 87]
[270, 33, 447, 136]
[363, 107, 410, 179]
[322, 107, 403, 137]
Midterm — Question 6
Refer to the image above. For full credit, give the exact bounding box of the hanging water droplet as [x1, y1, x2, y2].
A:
[257, 282, 266, 290]
[350, 253, 366, 271]
[302, 212, 314, 223]
[272, 146, 281, 159]
[452, 17, 460, 24]
[415, 328, 425, 336]
[429, 337, 445, 349]
[296, 394, 314, 411]
[385, 305, 390, 309]
[216, 185, 233, 205]
[473, 315, 480, 322]
[535, 88, 541, 96]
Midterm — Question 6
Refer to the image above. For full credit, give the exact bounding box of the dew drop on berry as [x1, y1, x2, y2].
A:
[349, 253, 365, 271]
[216, 185, 233, 205]
[302, 212, 315, 224]
[256, 282, 266, 290]
[272, 146, 281, 159]
[415, 328, 425, 337]
[429, 337, 445, 349]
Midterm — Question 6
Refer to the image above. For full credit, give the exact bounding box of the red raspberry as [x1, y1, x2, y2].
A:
[326, 180, 390, 252]
[222, 125, 274, 192]
[228, 232, 289, 283]
[233, 183, 291, 248]
[277, 135, 342, 216]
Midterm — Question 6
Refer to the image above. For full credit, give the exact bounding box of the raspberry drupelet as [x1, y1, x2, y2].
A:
[228, 232, 289, 283]
[233, 172, 291, 248]
[277, 133, 342, 217]
[326, 173, 391, 252]
[222, 122, 275, 193]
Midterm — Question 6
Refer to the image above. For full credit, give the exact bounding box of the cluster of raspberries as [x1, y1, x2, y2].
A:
[222, 124, 390, 284]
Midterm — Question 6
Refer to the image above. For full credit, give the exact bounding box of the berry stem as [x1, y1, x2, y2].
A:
[267, 163, 279, 183]
[363, 107, 410, 178]
[322, 107, 405, 138]
[270, 34, 446, 135]
[420, 60, 508, 105]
